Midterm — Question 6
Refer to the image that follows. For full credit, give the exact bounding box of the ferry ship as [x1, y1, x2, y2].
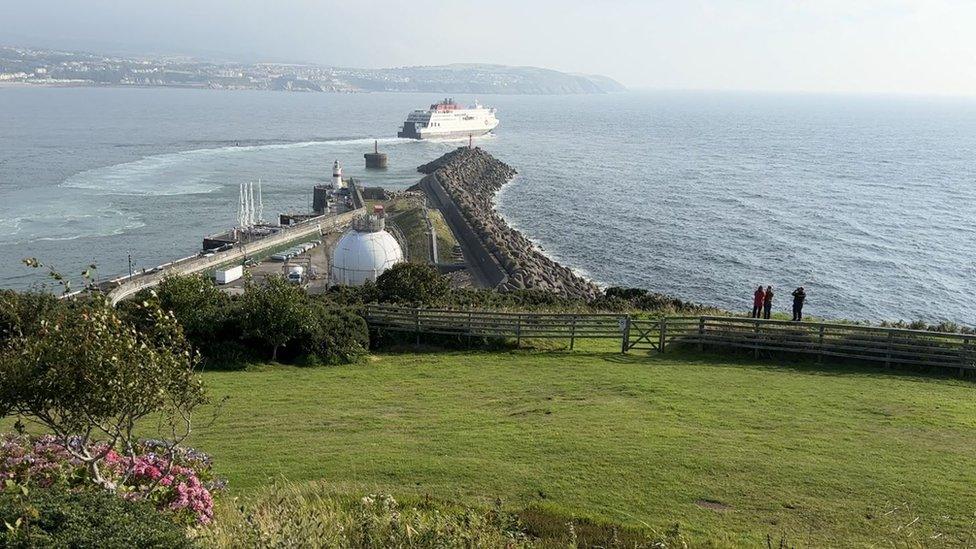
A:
[397, 98, 499, 140]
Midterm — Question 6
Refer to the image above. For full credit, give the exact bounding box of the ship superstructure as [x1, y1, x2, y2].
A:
[397, 98, 499, 140]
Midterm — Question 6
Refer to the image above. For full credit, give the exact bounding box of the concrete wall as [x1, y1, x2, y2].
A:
[420, 174, 507, 288]
[107, 209, 361, 305]
[350, 183, 366, 210]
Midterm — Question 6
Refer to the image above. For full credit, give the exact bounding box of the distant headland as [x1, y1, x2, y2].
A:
[0, 46, 626, 95]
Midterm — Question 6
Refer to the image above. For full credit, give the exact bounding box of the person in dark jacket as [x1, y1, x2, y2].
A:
[763, 285, 774, 319]
[791, 287, 806, 321]
[752, 285, 765, 318]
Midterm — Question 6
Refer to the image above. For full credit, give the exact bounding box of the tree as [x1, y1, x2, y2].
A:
[0, 296, 206, 489]
[375, 263, 449, 304]
[0, 289, 61, 345]
[122, 274, 232, 354]
[240, 275, 315, 361]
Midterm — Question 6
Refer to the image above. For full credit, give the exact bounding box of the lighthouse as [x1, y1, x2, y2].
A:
[332, 160, 343, 188]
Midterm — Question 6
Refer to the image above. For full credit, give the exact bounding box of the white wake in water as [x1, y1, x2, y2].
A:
[0, 208, 145, 246]
[61, 137, 405, 196]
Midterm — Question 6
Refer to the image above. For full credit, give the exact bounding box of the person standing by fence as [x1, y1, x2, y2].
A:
[763, 285, 774, 319]
[752, 285, 766, 318]
[792, 287, 806, 321]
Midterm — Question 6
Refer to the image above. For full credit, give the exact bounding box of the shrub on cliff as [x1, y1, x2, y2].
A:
[447, 287, 587, 311]
[879, 319, 975, 335]
[0, 295, 206, 492]
[605, 287, 648, 300]
[376, 263, 449, 304]
[596, 287, 709, 315]
[0, 485, 193, 548]
[123, 275, 369, 367]
[123, 274, 241, 366]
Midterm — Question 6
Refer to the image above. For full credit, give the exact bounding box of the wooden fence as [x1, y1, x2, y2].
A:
[661, 316, 976, 372]
[363, 304, 625, 350]
[362, 306, 976, 373]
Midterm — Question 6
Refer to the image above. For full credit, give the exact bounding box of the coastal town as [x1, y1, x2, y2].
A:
[0, 46, 624, 94]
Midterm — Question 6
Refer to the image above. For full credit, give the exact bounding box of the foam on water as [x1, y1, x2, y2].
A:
[61, 137, 408, 196]
[0, 208, 144, 246]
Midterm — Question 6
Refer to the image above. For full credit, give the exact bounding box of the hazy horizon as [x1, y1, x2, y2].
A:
[2, 0, 975, 97]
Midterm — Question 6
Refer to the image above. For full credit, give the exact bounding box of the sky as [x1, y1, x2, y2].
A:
[2, 0, 975, 96]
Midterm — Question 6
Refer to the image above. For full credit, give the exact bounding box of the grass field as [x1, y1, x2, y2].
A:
[189, 349, 976, 547]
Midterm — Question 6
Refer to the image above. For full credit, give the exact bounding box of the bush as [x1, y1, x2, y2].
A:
[119, 275, 374, 367]
[0, 435, 223, 525]
[376, 263, 449, 304]
[448, 287, 587, 311]
[124, 275, 243, 367]
[0, 485, 192, 548]
[320, 280, 380, 306]
[288, 304, 369, 366]
[235, 276, 370, 365]
[312, 307, 369, 364]
[0, 296, 207, 497]
[879, 319, 975, 335]
[138, 274, 230, 344]
[605, 286, 648, 301]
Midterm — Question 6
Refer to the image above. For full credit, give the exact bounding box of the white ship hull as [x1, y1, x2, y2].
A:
[398, 99, 499, 140]
[398, 126, 496, 140]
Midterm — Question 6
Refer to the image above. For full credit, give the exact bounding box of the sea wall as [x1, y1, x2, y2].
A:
[419, 172, 508, 287]
[418, 147, 602, 300]
[106, 208, 362, 305]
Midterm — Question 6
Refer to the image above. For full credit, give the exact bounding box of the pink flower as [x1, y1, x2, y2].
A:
[1, 435, 222, 525]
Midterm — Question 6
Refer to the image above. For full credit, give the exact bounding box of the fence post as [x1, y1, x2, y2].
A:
[620, 315, 631, 353]
[414, 307, 421, 346]
[569, 315, 577, 350]
[964, 337, 973, 374]
[698, 317, 705, 352]
[467, 310, 473, 346]
[818, 325, 825, 363]
[885, 330, 892, 369]
[754, 320, 760, 358]
[659, 317, 667, 354]
[516, 314, 522, 348]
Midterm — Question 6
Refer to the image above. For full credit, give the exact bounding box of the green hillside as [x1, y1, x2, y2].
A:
[190, 350, 976, 547]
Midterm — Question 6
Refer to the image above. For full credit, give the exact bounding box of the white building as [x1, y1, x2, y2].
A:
[332, 160, 343, 188]
[330, 208, 403, 286]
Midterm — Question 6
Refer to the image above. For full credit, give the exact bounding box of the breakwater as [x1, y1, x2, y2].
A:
[417, 147, 602, 300]
[105, 208, 362, 305]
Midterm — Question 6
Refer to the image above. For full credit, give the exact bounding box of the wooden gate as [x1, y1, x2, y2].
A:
[621, 317, 663, 352]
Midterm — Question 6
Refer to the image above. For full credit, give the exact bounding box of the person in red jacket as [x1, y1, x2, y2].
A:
[752, 285, 766, 318]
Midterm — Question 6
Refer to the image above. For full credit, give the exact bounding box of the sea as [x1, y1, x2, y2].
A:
[1, 87, 975, 325]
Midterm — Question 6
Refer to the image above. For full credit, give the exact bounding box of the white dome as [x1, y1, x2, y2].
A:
[330, 228, 404, 286]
